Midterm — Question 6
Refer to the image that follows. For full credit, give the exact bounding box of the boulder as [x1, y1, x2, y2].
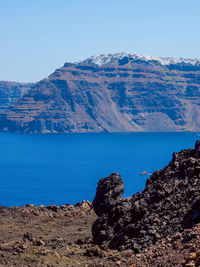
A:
[93, 172, 124, 216]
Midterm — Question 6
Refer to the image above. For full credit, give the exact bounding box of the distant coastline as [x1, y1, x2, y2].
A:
[0, 52, 199, 134]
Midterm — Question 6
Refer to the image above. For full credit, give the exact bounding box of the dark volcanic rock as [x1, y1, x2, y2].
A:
[182, 198, 200, 228]
[0, 53, 200, 133]
[93, 172, 124, 216]
[92, 140, 200, 252]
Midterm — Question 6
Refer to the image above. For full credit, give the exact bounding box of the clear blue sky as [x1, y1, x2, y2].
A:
[1, 0, 200, 82]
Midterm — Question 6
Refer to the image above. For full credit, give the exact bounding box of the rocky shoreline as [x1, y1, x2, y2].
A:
[1, 141, 200, 266]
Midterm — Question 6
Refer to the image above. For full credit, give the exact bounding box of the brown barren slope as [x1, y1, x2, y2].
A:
[1, 202, 200, 266]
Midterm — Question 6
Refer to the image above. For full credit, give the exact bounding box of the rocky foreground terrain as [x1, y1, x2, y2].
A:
[1, 141, 200, 266]
[1, 202, 200, 267]
[92, 140, 200, 252]
[0, 52, 200, 133]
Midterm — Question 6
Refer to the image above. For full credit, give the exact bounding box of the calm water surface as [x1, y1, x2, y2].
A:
[0, 132, 199, 206]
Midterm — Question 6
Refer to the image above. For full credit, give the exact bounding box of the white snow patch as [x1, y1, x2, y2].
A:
[75, 52, 200, 66]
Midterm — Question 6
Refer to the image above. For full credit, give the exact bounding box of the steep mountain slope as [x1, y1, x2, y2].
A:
[0, 81, 33, 111]
[0, 52, 200, 133]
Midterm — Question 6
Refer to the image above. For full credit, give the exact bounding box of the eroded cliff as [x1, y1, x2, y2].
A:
[0, 81, 33, 111]
[0, 53, 200, 133]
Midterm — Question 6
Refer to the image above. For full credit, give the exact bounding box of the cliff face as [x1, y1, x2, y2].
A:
[0, 81, 33, 111]
[0, 53, 200, 133]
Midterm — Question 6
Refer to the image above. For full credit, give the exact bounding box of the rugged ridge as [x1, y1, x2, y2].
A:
[92, 140, 200, 252]
[0, 52, 200, 133]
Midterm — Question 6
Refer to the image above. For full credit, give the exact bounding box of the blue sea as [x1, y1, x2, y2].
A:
[0, 132, 199, 207]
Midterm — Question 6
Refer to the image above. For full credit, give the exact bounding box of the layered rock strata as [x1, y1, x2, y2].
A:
[0, 81, 32, 111]
[0, 53, 200, 133]
[92, 141, 200, 252]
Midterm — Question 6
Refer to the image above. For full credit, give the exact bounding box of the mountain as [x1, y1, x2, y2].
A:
[0, 52, 200, 133]
[0, 81, 33, 111]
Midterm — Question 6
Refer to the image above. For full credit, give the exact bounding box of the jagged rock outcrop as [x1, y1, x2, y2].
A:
[93, 172, 124, 217]
[92, 140, 200, 252]
[0, 52, 200, 133]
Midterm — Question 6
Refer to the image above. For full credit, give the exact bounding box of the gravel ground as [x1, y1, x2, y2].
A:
[0, 202, 200, 267]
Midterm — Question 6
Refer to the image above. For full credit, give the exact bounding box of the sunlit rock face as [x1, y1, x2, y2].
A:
[0, 53, 200, 133]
